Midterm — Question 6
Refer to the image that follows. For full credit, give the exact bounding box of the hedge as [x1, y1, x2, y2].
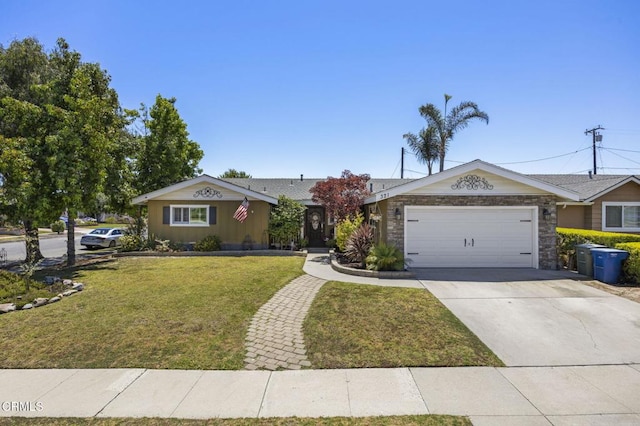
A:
[614, 242, 640, 284]
[556, 227, 640, 271]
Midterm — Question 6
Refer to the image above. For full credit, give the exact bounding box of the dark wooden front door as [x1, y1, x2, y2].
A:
[306, 207, 325, 247]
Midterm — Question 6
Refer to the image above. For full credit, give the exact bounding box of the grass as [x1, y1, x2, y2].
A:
[0, 416, 471, 426]
[0, 256, 304, 369]
[304, 282, 504, 368]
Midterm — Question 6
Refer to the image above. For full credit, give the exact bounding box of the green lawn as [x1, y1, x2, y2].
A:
[1, 256, 501, 371]
[0, 256, 304, 369]
[0, 416, 471, 426]
[304, 282, 503, 368]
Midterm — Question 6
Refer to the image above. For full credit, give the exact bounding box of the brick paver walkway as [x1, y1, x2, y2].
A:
[244, 274, 326, 370]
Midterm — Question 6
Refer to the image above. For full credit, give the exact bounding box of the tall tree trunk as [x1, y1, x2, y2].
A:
[67, 211, 76, 266]
[23, 219, 44, 264]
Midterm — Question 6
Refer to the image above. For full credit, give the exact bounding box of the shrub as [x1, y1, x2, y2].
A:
[194, 235, 222, 252]
[615, 242, 640, 284]
[154, 239, 172, 252]
[268, 196, 306, 248]
[50, 220, 65, 234]
[335, 213, 364, 252]
[344, 224, 374, 267]
[557, 227, 640, 269]
[119, 235, 144, 252]
[0, 270, 49, 307]
[366, 243, 405, 271]
[104, 216, 118, 224]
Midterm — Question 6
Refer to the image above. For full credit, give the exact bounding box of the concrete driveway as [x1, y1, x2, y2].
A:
[417, 269, 640, 367]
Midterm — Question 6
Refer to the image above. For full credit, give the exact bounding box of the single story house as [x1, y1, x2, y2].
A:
[530, 174, 640, 233]
[131, 174, 407, 250]
[132, 159, 639, 270]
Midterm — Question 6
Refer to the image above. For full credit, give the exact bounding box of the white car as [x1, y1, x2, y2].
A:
[80, 228, 125, 249]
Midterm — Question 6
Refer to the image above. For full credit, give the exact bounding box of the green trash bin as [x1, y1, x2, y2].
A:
[576, 243, 606, 277]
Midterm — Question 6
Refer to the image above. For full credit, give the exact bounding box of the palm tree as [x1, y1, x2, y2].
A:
[403, 127, 439, 176]
[418, 94, 489, 172]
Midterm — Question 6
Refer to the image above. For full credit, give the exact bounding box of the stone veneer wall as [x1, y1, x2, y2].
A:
[384, 195, 559, 270]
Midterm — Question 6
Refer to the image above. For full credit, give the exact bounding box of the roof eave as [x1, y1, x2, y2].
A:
[131, 175, 280, 205]
[365, 160, 581, 202]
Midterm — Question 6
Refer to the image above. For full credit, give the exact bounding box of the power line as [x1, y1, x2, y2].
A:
[606, 147, 640, 154]
[602, 148, 640, 167]
[492, 147, 591, 165]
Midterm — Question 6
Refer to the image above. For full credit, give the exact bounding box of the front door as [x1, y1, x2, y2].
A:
[306, 207, 325, 247]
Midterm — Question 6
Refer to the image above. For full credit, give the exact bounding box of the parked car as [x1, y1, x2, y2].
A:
[80, 228, 125, 249]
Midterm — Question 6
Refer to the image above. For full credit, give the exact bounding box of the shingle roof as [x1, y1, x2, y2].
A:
[529, 174, 639, 201]
[222, 177, 413, 203]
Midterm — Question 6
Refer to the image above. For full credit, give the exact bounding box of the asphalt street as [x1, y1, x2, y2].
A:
[0, 232, 89, 262]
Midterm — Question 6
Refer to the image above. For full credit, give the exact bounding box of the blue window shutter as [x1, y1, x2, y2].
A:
[209, 206, 217, 225]
[163, 206, 170, 224]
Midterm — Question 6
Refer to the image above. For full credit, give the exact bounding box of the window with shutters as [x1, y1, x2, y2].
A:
[170, 205, 209, 226]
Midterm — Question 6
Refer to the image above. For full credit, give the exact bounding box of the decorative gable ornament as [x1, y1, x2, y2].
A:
[193, 186, 223, 198]
[451, 175, 494, 191]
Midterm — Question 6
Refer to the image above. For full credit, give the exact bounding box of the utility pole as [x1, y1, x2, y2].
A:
[585, 125, 604, 175]
[400, 147, 405, 178]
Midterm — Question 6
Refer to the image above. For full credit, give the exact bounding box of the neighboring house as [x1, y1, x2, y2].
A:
[133, 159, 638, 270]
[530, 174, 640, 234]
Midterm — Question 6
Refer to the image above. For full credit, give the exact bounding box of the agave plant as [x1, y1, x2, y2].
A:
[366, 243, 405, 271]
[344, 224, 374, 268]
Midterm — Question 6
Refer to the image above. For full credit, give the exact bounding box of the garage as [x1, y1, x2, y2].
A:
[365, 160, 581, 270]
[404, 206, 537, 268]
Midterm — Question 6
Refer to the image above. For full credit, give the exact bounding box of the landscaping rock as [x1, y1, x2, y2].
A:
[72, 282, 84, 291]
[63, 279, 73, 286]
[33, 298, 49, 307]
[62, 290, 78, 297]
[0, 303, 16, 314]
[44, 276, 61, 285]
[22, 303, 33, 310]
[48, 296, 61, 303]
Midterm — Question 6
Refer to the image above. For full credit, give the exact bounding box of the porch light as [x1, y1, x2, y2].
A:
[395, 208, 401, 220]
[543, 208, 552, 221]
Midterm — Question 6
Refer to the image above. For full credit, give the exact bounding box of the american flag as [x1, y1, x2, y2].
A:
[233, 197, 250, 223]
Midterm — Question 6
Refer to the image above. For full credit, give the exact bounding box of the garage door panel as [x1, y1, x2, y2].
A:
[405, 207, 535, 268]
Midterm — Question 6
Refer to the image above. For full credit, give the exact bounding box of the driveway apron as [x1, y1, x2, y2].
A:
[417, 268, 640, 367]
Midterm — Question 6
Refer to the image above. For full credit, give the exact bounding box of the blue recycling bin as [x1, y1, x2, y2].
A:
[591, 248, 629, 284]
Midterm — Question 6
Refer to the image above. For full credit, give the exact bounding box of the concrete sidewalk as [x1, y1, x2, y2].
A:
[2, 366, 640, 424]
[4, 255, 640, 424]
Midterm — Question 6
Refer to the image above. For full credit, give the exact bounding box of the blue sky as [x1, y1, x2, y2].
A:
[2, 0, 639, 178]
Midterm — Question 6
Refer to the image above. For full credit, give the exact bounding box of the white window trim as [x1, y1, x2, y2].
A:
[602, 201, 640, 232]
[170, 204, 209, 227]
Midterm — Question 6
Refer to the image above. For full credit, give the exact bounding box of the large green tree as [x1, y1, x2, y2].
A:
[219, 169, 251, 178]
[47, 41, 126, 265]
[0, 38, 129, 265]
[403, 127, 439, 176]
[134, 95, 203, 194]
[0, 38, 57, 263]
[418, 94, 489, 172]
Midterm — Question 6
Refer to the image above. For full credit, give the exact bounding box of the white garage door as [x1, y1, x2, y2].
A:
[404, 207, 537, 268]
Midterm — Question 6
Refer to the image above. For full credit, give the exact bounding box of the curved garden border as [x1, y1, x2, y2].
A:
[330, 256, 415, 279]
